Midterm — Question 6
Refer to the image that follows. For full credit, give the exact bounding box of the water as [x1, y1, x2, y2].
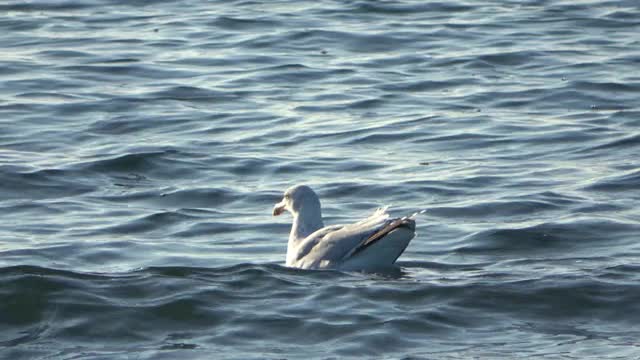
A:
[1, 0, 639, 358]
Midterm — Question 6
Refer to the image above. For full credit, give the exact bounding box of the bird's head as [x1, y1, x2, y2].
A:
[273, 185, 320, 217]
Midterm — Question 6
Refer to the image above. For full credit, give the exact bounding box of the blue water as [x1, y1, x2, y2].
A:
[2, 0, 640, 358]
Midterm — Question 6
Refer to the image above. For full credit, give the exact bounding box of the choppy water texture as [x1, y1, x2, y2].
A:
[1, 0, 640, 358]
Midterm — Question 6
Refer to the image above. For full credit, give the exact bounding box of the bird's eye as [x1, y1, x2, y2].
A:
[284, 194, 290, 199]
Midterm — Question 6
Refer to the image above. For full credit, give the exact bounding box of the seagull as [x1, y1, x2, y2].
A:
[272, 185, 420, 271]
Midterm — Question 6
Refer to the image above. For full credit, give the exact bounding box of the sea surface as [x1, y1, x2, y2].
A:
[1, 0, 640, 358]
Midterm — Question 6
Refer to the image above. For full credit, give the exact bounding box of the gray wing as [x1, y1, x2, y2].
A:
[294, 208, 396, 269]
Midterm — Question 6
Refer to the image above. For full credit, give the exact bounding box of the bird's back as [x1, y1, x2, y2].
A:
[291, 207, 416, 270]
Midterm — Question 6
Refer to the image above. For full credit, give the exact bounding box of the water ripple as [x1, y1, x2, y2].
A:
[1, 0, 639, 358]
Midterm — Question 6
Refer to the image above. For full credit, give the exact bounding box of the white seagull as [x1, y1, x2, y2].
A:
[272, 185, 420, 271]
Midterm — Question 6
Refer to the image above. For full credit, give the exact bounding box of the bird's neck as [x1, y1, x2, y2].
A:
[286, 207, 324, 266]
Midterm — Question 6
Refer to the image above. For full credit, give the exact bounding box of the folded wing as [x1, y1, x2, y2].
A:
[293, 207, 415, 270]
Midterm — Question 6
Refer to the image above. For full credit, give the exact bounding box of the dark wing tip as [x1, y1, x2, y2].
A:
[350, 217, 416, 258]
[400, 218, 416, 231]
